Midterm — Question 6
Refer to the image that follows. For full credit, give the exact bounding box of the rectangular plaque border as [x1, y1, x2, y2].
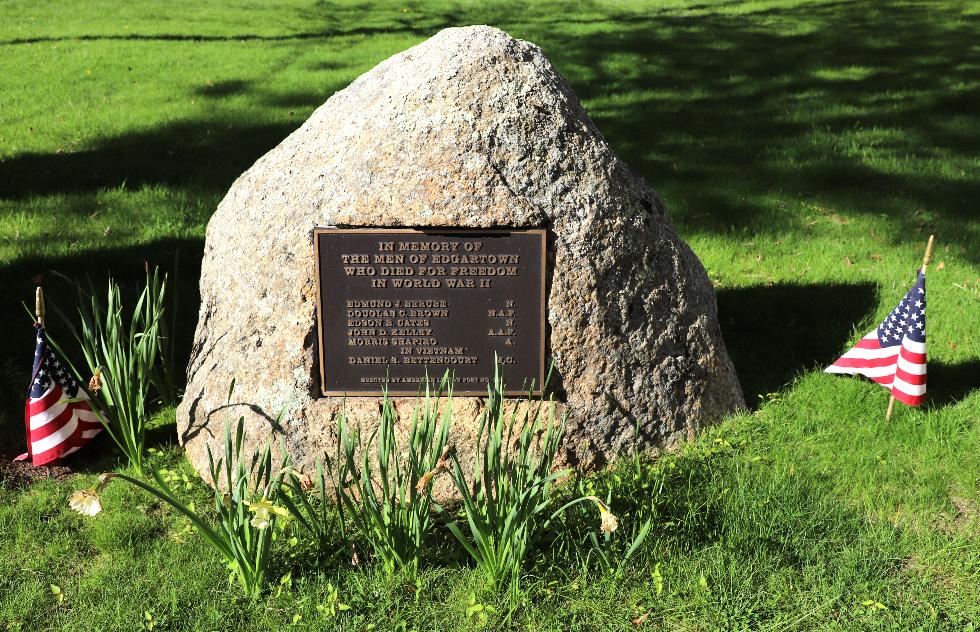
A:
[313, 227, 547, 398]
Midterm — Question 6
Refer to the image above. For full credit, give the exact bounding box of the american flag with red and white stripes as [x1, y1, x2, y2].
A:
[21, 323, 103, 465]
[825, 271, 927, 405]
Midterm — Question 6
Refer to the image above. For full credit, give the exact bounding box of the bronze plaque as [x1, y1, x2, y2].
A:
[314, 228, 547, 396]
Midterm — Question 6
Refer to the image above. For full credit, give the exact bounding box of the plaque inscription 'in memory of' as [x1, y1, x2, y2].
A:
[314, 228, 546, 396]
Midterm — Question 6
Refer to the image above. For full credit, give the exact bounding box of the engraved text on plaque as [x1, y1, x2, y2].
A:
[314, 228, 546, 396]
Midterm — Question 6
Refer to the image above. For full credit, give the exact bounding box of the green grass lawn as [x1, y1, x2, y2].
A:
[1, 0, 978, 629]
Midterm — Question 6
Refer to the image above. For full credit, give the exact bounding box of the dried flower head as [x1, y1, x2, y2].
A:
[88, 368, 102, 395]
[600, 508, 619, 534]
[68, 472, 119, 517]
[296, 471, 314, 492]
[68, 489, 102, 516]
[585, 495, 619, 534]
[416, 445, 455, 493]
[435, 444, 455, 470]
[279, 467, 315, 492]
[415, 470, 436, 494]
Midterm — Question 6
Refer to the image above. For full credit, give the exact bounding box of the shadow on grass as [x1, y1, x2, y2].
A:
[0, 22, 438, 46]
[0, 237, 203, 458]
[718, 281, 977, 409]
[926, 360, 980, 409]
[1, 1, 976, 260]
[527, 1, 980, 258]
[0, 122, 300, 201]
[717, 282, 878, 407]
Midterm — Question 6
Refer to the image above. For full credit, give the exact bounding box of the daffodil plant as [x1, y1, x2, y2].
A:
[550, 465, 653, 576]
[439, 364, 574, 596]
[278, 457, 341, 555]
[50, 267, 171, 475]
[69, 413, 289, 600]
[579, 492, 651, 575]
[332, 374, 453, 574]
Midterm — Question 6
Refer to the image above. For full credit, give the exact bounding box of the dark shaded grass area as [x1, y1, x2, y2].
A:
[558, 3, 979, 252]
[717, 282, 878, 404]
[0, 122, 297, 201]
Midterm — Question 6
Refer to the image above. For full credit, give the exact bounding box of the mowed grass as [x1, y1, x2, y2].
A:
[1, 0, 978, 630]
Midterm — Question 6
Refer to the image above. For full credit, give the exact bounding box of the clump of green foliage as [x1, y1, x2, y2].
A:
[93, 411, 289, 600]
[52, 267, 172, 475]
[331, 376, 453, 574]
[440, 367, 571, 595]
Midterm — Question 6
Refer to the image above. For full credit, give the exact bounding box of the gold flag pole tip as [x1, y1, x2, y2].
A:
[921, 234, 936, 272]
[35, 286, 45, 328]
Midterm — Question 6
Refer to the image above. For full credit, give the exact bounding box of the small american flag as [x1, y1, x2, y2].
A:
[825, 271, 927, 406]
[20, 323, 103, 465]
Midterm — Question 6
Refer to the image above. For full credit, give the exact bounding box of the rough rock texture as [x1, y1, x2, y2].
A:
[177, 25, 744, 484]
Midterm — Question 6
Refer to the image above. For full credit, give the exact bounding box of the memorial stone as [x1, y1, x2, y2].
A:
[176, 25, 745, 486]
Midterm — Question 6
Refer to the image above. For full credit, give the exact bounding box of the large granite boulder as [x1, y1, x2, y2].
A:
[177, 25, 744, 483]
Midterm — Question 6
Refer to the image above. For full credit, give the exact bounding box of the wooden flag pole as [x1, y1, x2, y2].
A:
[886, 234, 935, 421]
[35, 285, 45, 328]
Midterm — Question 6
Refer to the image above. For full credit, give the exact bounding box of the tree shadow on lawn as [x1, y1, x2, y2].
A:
[2, 1, 976, 261]
[0, 121, 301, 202]
[0, 16, 440, 47]
[530, 1, 980, 258]
[716, 281, 878, 408]
[0, 237, 203, 459]
[718, 281, 978, 409]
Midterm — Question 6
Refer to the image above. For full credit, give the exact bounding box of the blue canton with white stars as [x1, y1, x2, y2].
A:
[28, 325, 80, 399]
[876, 271, 926, 348]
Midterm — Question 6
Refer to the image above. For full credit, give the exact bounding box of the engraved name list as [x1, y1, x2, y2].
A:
[315, 229, 546, 396]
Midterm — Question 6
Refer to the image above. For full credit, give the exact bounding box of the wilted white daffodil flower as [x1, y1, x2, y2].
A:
[67, 473, 117, 517]
[68, 489, 102, 516]
[584, 495, 619, 534]
[245, 497, 288, 529]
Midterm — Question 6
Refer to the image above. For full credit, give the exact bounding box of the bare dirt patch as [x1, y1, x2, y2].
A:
[0, 456, 74, 488]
